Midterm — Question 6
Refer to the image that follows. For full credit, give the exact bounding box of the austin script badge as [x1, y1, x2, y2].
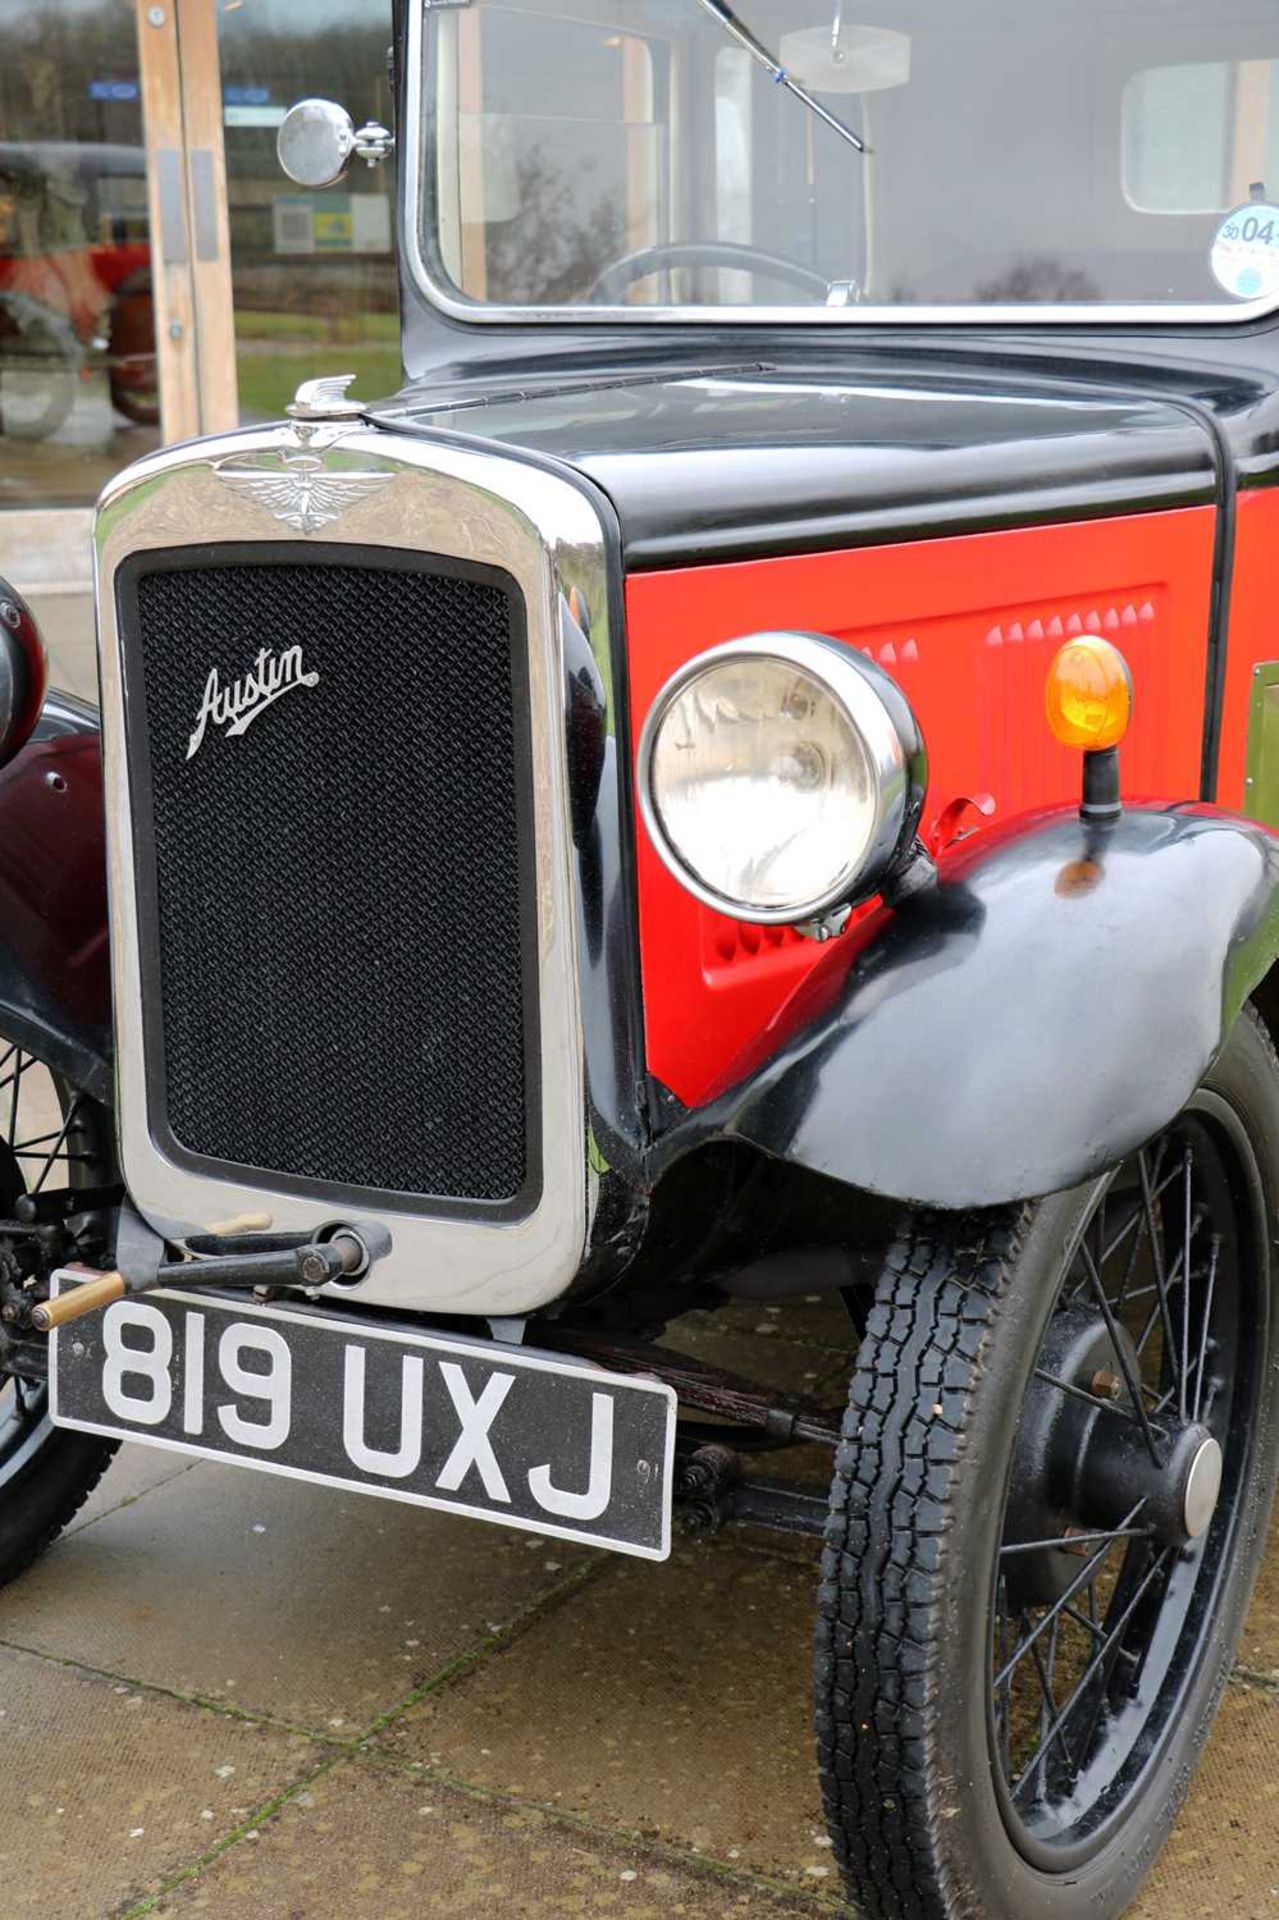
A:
[186, 646, 319, 760]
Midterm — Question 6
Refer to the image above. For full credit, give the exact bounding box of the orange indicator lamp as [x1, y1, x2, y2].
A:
[1045, 636, 1133, 751]
[1045, 637, 1134, 824]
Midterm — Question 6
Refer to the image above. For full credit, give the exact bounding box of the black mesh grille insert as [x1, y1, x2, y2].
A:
[127, 555, 533, 1206]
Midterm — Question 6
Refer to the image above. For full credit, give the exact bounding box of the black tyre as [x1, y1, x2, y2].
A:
[106, 269, 160, 427]
[0, 1042, 117, 1586]
[816, 1004, 1279, 1919]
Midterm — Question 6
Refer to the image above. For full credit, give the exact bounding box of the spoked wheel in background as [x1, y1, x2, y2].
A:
[0, 295, 80, 442]
[0, 1038, 118, 1586]
[816, 1005, 1279, 1920]
[106, 270, 160, 427]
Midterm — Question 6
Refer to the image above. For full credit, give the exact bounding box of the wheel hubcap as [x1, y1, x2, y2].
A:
[1006, 1309, 1225, 1611]
[1182, 1433, 1223, 1540]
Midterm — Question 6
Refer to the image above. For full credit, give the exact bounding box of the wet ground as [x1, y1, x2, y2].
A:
[3, 1300, 1278, 1918]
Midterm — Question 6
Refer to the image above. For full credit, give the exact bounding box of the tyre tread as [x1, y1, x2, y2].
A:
[814, 1205, 1028, 1920]
[0, 1431, 118, 1589]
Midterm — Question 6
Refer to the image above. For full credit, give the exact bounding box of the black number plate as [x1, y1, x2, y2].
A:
[49, 1281, 676, 1559]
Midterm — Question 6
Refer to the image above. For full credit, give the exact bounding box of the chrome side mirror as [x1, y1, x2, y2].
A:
[0, 580, 47, 770]
[277, 98, 393, 189]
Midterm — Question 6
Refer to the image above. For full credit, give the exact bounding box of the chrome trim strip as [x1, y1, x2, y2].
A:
[402, 2, 1279, 332]
[95, 423, 602, 1319]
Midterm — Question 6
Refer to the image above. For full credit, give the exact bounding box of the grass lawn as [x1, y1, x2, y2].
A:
[236, 342, 404, 422]
[236, 309, 401, 345]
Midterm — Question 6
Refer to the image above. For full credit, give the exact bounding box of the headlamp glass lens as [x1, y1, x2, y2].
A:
[649, 656, 880, 915]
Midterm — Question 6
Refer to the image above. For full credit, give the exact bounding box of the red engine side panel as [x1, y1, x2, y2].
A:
[625, 509, 1216, 1106]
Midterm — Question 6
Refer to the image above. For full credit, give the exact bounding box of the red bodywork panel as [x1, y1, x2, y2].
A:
[626, 508, 1217, 1106]
[0, 727, 110, 1033]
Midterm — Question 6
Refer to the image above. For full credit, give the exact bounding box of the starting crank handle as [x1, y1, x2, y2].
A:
[31, 1234, 370, 1333]
[32, 1271, 128, 1330]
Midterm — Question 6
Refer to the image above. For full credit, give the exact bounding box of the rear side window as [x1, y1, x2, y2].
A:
[1124, 59, 1279, 214]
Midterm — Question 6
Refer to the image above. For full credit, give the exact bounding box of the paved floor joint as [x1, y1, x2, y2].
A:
[0, 1550, 608, 1757]
[65, 1463, 201, 1539]
[1231, 1660, 1279, 1694]
[351, 1743, 839, 1915]
[353, 1550, 611, 1747]
[115, 1752, 349, 1920]
[0, 1634, 341, 1745]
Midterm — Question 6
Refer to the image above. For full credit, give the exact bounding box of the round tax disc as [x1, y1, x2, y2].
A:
[1210, 203, 1279, 300]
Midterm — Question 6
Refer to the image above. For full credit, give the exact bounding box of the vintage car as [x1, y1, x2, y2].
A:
[4, 2, 1279, 1913]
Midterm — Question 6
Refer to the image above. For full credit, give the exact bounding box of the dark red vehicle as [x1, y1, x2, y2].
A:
[5, 4, 1279, 1914]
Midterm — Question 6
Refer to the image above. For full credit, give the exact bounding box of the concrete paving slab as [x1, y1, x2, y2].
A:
[0, 1645, 321, 1920]
[1128, 1680, 1279, 1918]
[1240, 1516, 1279, 1684]
[660, 1316, 852, 1403]
[661, 1308, 846, 1533]
[146, 1758, 814, 1920]
[0, 1459, 590, 1734]
[67, 1445, 199, 1535]
[375, 1536, 831, 1887]
[691, 1296, 858, 1355]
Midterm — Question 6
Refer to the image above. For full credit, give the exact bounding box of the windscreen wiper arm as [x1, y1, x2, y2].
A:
[692, 0, 866, 155]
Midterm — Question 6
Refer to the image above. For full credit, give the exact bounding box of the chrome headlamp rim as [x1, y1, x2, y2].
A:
[636, 630, 919, 926]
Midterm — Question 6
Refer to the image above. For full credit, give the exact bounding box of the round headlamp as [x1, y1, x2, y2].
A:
[0, 580, 46, 772]
[637, 633, 926, 924]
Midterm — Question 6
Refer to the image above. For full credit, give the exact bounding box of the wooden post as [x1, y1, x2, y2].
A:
[175, 0, 239, 433]
[135, 0, 238, 440]
[457, 7, 488, 301]
[135, 0, 202, 441]
[624, 35, 657, 263]
[1229, 60, 1274, 208]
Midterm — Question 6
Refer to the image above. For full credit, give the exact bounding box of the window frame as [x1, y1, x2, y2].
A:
[404, 0, 1279, 330]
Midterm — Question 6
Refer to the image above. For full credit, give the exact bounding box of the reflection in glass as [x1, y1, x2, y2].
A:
[421, 0, 1279, 314]
[0, 0, 159, 509]
[218, 0, 400, 422]
[1124, 60, 1279, 215]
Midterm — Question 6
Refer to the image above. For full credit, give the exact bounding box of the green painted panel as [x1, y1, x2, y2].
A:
[1245, 662, 1279, 826]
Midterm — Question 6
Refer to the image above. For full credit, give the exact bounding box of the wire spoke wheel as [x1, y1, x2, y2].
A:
[0, 300, 79, 442]
[0, 1041, 118, 1581]
[0, 1045, 102, 1452]
[815, 1007, 1279, 1920]
[990, 1108, 1257, 1863]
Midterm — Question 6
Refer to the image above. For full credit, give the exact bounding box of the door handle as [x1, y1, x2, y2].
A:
[155, 147, 189, 265]
[189, 148, 221, 262]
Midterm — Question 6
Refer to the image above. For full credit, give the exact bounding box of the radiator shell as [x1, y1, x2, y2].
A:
[95, 424, 603, 1317]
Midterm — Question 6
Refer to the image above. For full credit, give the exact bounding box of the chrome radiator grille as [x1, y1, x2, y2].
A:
[121, 550, 537, 1210]
[97, 425, 598, 1317]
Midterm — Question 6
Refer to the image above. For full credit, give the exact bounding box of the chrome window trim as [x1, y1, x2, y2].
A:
[403, 1, 1279, 332]
[95, 424, 601, 1319]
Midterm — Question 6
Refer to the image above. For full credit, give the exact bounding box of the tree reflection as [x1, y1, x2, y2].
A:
[973, 256, 1101, 303]
[482, 148, 624, 307]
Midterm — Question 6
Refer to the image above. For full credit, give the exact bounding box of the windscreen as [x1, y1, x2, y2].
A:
[417, 0, 1279, 315]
